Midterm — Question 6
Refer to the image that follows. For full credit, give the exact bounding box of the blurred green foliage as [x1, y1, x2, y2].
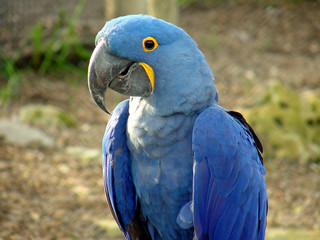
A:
[242, 81, 320, 164]
[29, 10, 91, 73]
[0, 57, 21, 104]
[0, 0, 90, 104]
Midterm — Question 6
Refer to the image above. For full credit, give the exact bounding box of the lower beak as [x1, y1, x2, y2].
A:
[88, 41, 154, 113]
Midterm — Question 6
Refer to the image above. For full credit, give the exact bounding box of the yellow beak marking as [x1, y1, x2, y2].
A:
[139, 62, 155, 92]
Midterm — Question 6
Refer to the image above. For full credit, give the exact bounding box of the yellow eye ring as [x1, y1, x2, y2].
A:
[142, 37, 159, 52]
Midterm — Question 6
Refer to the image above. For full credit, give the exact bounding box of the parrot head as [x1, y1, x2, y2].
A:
[88, 15, 217, 113]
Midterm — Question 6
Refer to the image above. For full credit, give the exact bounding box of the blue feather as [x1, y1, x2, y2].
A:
[193, 106, 268, 240]
[102, 100, 134, 232]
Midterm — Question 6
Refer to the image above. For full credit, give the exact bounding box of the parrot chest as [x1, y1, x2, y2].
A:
[127, 111, 195, 193]
[126, 103, 196, 238]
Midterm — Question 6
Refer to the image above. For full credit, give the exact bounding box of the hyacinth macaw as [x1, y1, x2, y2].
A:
[88, 15, 267, 240]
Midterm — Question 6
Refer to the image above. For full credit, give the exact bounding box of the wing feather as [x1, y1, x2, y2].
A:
[103, 100, 151, 239]
[102, 100, 133, 234]
[192, 106, 268, 240]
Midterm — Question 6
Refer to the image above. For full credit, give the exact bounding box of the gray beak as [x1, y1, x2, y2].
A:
[88, 41, 154, 113]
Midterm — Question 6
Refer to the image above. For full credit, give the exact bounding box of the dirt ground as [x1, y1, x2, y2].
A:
[1, 2, 320, 239]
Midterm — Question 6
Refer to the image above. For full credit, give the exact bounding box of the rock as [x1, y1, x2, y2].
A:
[19, 104, 76, 128]
[65, 146, 101, 162]
[0, 119, 55, 147]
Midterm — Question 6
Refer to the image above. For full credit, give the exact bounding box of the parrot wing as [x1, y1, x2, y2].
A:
[192, 106, 268, 240]
[102, 99, 151, 239]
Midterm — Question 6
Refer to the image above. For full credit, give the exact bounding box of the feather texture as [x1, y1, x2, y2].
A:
[193, 106, 268, 240]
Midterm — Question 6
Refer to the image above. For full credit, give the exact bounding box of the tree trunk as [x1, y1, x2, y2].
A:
[147, 0, 178, 24]
[104, 0, 178, 24]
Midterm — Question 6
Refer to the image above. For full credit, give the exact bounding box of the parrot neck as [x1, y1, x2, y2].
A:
[142, 68, 217, 116]
[130, 85, 217, 117]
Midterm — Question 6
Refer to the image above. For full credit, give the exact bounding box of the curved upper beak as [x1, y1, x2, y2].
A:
[88, 41, 154, 113]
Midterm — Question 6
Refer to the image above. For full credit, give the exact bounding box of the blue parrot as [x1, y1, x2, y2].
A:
[88, 15, 268, 240]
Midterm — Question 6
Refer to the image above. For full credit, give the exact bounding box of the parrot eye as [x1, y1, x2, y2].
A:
[145, 40, 155, 49]
[142, 37, 159, 52]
